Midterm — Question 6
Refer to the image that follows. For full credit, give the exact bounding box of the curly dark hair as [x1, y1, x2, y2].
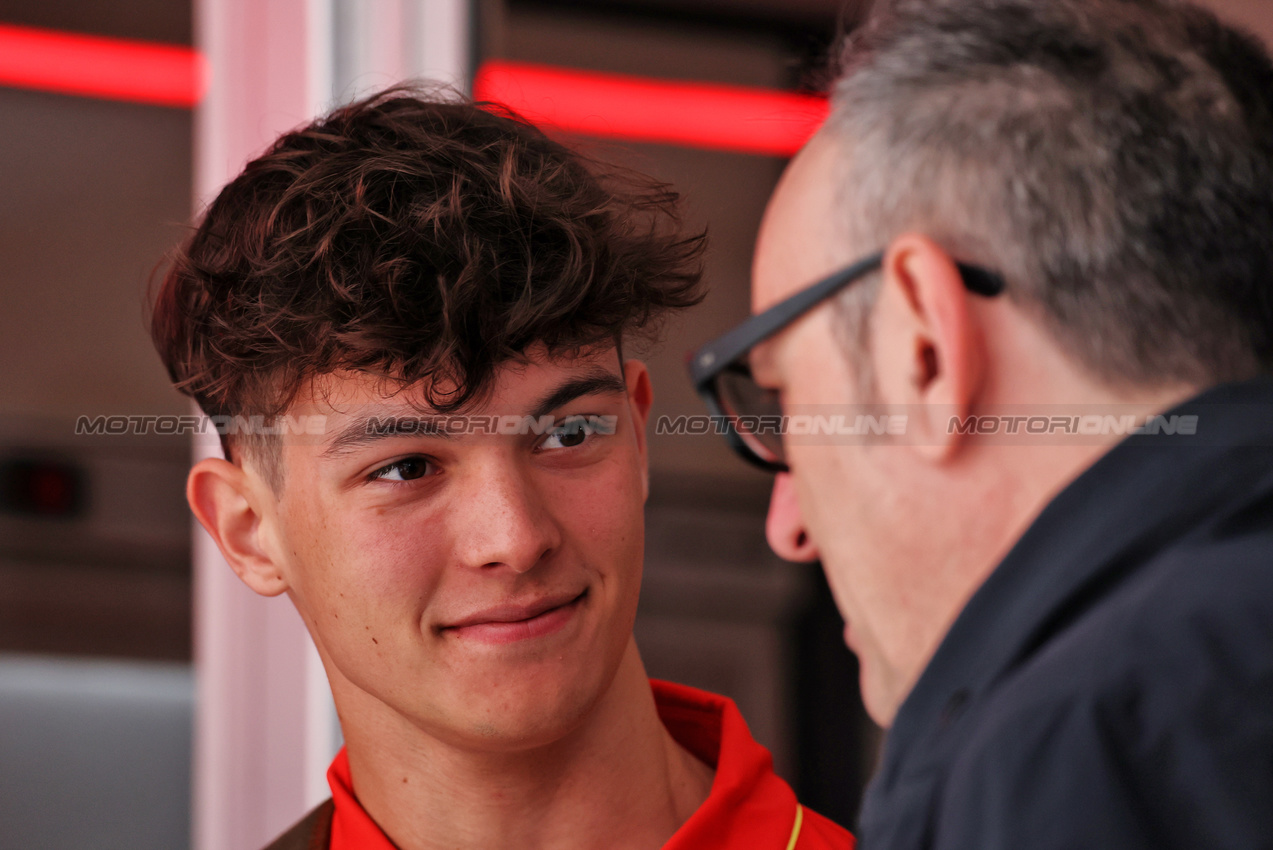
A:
[152, 87, 705, 476]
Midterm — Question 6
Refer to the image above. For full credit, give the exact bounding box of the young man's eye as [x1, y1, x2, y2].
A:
[369, 456, 435, 482]
[540, 415, 608, 451]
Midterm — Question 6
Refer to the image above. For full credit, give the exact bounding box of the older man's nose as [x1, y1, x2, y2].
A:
[765, 472, 819, 563]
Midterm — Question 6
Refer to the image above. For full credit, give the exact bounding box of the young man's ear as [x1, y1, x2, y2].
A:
[187, 457, 289, 597]
[870, 233, 988, 458]
[622, 359, 654, 499]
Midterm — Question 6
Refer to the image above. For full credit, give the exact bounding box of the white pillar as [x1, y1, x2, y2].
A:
[332, 0, 473, 102]
[190, 3, 472, 849]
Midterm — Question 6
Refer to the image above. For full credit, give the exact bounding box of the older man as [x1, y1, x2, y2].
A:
[691, 0, 1273, 846]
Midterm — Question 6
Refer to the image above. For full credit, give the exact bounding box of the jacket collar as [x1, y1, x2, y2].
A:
[871, 376, 1273, 796]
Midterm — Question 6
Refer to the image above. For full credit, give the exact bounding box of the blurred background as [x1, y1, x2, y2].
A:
[0, 1, 1269, 848]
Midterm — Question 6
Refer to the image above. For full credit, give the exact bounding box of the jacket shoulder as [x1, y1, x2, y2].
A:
[935, 553, 1273, 849]
[261, 800, 334, 850]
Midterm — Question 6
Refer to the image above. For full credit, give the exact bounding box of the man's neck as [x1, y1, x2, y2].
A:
[875, 377, 1205, 725]
[335, 641, 714, 850]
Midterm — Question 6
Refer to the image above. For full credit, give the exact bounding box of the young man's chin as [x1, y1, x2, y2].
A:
[365, 611, 635, 753]
[415, 657, 624, 753]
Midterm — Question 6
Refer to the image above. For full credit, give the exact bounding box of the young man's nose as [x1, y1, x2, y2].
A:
[456, 464, 562, 573]
[766, 472, 819, 563]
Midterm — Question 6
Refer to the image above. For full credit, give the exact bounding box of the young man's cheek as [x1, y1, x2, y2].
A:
[277, 513, 427, 639]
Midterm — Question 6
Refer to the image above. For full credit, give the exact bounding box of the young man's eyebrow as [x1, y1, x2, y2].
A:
[319, 369, 627, 459]
[528, 370, 628, 420]
[321, 415, 453, 458]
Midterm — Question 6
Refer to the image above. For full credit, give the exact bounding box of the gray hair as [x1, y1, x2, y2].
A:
[826, 0, 1273, 388]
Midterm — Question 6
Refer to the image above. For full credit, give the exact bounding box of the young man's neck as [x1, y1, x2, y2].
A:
[334, 641, 714, 850]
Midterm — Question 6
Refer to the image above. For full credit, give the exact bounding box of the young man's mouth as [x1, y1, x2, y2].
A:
[439, 589, 588, 645]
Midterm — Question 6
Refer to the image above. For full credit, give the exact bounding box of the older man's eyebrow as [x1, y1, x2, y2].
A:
[747, 343, 775, 382]
[321, 413, 452, 458]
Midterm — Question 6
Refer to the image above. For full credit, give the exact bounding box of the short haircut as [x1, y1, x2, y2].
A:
[826, 0, 1273, 389]
[152, 88, 704, 485]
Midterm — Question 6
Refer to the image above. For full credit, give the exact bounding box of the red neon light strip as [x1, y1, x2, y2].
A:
[0, 23, 206, 108]
[475, 60, 827, 157]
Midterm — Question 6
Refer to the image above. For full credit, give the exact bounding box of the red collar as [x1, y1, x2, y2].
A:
[327, 680, 852, 849]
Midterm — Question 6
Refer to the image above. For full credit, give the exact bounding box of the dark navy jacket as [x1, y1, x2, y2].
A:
[858, 378, 1273, 850]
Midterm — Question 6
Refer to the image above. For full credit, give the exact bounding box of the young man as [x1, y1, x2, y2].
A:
[152, 91, 852, 850]
[690, 0, 1273, 846]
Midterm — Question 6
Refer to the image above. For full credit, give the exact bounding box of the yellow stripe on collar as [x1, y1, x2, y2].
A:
[785, 804, 804, 850]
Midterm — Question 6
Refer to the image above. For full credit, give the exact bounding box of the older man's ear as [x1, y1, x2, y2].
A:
[187, 457, 289, 597]
[871, 234, 990, 459]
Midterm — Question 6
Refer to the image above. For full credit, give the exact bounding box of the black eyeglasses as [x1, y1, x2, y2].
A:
[687, 251, 1006, 472]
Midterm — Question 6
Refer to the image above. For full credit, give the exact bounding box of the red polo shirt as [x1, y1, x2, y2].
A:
[327, 680, 854, 849]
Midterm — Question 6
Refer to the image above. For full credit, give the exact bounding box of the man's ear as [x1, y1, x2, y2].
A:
[622, 359, 654, 500]
[871, 233, 987, 458]
[187, 457, 289, 597]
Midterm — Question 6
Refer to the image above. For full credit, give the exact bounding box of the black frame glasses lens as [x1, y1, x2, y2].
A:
[715, 363, 785, 468]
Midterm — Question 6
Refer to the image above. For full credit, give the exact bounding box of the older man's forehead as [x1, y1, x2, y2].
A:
[752, 132, 847, 314]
